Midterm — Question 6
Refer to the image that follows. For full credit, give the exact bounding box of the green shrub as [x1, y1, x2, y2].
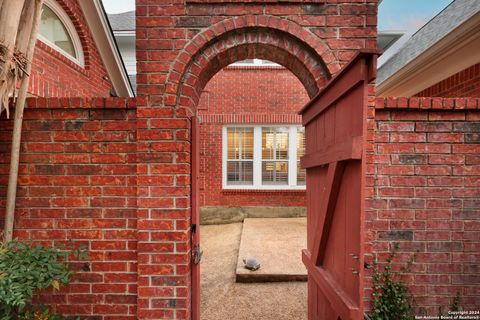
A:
[0, 240, 87, 319]
[370, 243, 415, 320]
[17, 309, 70, 320]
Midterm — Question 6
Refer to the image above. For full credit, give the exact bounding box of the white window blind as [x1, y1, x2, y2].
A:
[223, 125, 305, 190]
[226, 127, 254, 185]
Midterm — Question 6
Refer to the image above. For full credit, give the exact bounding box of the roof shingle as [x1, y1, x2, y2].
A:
[377, 0, 480, 85]
[108, 11, 135, 31]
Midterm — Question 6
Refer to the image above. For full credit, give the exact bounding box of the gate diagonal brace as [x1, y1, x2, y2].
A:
[311, 161, 346, 266]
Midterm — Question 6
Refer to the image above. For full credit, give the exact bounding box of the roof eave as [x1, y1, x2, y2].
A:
[113, 30, 136, 37]
[377, 12, 480, 97]
[78, 0, 135, 97]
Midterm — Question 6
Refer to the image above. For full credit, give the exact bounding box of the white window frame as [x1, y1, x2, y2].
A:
[230, 58, 279, 67]
[222, 125, 306, 190]
[38, 0, 85, 67]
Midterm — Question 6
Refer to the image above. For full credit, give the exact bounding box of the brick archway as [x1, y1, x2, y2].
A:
[164, 15, 342, 111]
[164, 18, 339, 319]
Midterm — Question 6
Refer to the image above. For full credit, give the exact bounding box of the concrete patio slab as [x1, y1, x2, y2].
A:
[200, 223, 307, 320]
[235, 218, 307, 283]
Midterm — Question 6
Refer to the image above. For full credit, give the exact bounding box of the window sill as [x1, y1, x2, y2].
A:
[222, 189, 306, 194]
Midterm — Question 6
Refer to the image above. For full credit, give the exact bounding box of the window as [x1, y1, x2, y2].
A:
[262, 127, 289, 185]
[226, 127, 254, 185]
[38, 0, 84, 66]
[223, 125, 305, 189]
[297, 129, 306, 185]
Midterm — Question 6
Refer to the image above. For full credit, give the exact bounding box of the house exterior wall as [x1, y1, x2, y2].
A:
[366, 97, 480, 314]
[29, 0, 114, 97]
[415, 63, 480, 98]
[197, 66, 309, 208]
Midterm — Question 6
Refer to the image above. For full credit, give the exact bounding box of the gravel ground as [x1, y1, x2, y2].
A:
[200, 223, 307, 320]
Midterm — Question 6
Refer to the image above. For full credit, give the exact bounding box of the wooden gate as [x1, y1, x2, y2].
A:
[191, 116, 201, 320]
[299, 50, 379, 320]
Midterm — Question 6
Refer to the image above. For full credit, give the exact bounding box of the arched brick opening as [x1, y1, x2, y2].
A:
[182, 28, 326, 103]
[164, 16, 341, 112]
[161, 17, 339, 320]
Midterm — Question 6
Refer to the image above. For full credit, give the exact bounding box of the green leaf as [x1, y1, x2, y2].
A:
[0, 240, 89, 318]
[51, 280, 60, 290]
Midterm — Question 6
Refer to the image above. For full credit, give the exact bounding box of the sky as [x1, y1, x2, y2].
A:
[102, 0, 135, 13]
[378, 0, 452, 33]
[377, 0, 453, 64]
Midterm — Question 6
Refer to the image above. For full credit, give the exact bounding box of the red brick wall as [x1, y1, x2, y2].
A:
[415, 63, 480, 98]
[366, 97, 480, 314]
[28, 0, 113, 97]
[197, 66, 309, 207]
[0, 97, 137, 319]
[0, 96, 477, 316]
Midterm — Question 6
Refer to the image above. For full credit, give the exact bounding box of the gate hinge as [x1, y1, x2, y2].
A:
[191, 224, 197, 233]
[193, 244, 203, 264]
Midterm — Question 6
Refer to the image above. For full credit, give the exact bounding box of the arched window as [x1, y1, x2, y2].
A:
[38, 0, 84, 66]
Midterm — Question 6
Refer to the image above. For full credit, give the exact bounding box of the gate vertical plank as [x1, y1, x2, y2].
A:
[345, 164, 362, 301]
[325, 107, 336, 147]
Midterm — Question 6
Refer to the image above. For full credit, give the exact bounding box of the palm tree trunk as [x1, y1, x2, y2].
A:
[0, 0, 26, 118]
[4, 0, 44, 241]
